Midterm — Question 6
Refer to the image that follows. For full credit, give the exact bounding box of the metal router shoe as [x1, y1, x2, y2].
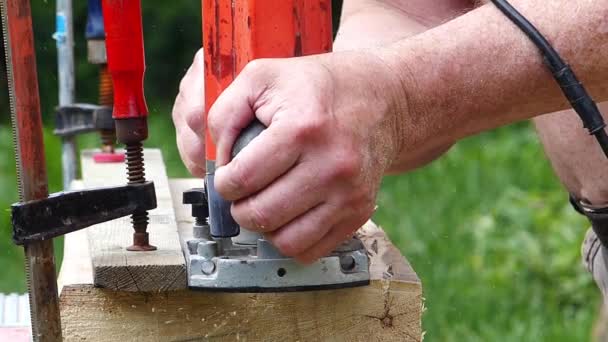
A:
[182, 188, 370, 292]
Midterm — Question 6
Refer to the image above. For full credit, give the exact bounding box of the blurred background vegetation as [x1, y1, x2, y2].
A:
[0, 1, 600, 341]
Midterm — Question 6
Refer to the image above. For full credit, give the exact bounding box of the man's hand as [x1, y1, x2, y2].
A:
[209, 53, 404, 263]
[172, 49, 206, 177]
[171, 0, 464, 264]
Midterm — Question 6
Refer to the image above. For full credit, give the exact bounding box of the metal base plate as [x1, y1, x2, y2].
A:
[184, 224, 371, 292]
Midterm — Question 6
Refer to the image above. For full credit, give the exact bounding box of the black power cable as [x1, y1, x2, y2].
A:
[491, 0, 608, 158]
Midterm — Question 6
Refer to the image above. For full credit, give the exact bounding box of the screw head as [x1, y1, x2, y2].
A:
[183, 188, 207, 205]
[339, 255, 356, 271]
[201, 260, 216, 275]
[183, 188, 209, 219]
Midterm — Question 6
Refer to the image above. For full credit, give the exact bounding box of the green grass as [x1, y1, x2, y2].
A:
[374, 123, 600, 340]
[0, 116, 600, 340]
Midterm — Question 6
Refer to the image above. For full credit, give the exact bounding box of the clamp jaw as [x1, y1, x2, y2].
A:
[12, 182, 156, 245]
[53, 103, 125, 163]
[54, 103, 114, 137]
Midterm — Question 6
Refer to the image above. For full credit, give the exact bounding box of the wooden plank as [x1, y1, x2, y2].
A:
[57, 180, 93, 292]
[57, 229, 93, 291]
[80, 149, 186, 291]
[59, 179, 422, 341]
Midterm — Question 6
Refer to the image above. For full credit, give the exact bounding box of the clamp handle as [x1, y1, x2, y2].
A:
[86, 0, 104, 40]
[102, 0, 147, 120]
[12, 182, 157, 245]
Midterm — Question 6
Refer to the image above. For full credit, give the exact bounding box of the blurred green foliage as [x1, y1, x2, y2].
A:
[376, 124, 600, 340]
[0, 1, 601, 341]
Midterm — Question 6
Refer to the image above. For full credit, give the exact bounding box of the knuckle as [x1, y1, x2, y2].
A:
[243, 59, 268, 75]
[230, 157, 252, 191]
[245, 196, 272, 231]
[184, 109, 205, 133]
[217, 157, 252, 198]
[184, 142, 205, 166]
[207, 109, 222, 137]
[292, 115, 328, 143]
[328, 151, 362, 181]
[186, 162, 205, 178]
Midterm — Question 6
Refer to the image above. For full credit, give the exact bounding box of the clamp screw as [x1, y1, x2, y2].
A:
[183, 188, 209, 225]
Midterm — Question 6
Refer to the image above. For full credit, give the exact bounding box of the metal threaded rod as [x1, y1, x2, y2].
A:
[98, 64, 113, 105]
[100, 129, 115, 153]
[125, 142, 156, 251]
[125, 142, 145, 183]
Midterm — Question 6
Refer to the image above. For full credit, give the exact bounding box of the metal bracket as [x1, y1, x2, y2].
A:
[182, 188, 370, 292]
[12, 181, 156, 245]
[186, 236, 370, 292]
[54, 103, 114, 137]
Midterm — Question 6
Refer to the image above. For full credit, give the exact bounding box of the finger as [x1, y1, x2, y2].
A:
[176, 49, 205, 102]
[176, 127, 206, 177]
[173, 51, 204, 125]
[173, 92, 205, 131]
[263, 202, 340, 256]
[172, 49, 206, 177]
[214, 121, 301, 200]
[208, 60, 276, 167]
[174, 55, 205, 133]
[230, 161, 325, 232]
[180, 48, 205, 91]
[293, 218, 366, 264]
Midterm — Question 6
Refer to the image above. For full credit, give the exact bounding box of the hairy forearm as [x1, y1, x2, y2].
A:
[335, 0, 475, 172]
[384, 0, 608, 161]
[334, 0, 473, 51]
[535, 103, 608, 204]
[334, 0, 427, 51]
